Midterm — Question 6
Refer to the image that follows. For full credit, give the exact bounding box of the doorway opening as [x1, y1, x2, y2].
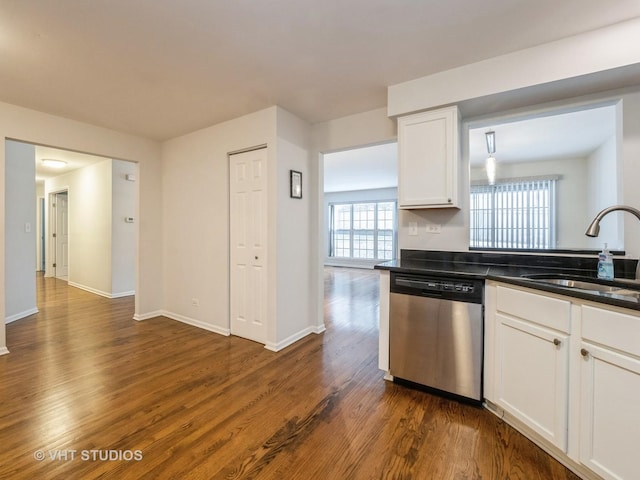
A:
[49, 190, 69, 280]
[322, 142, 399, 269]
[4, 139, 139, 327]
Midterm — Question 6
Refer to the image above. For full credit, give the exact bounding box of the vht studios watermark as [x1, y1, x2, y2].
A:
[34, 449, 143, 462]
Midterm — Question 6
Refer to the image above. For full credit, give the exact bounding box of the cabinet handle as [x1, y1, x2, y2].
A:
[447, 198, 452, 203]
[553, 338, 561, 346]
[580, 348, 589, 358]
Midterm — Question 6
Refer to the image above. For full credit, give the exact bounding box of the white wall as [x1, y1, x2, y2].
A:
[586, 135, 621, 249]
[161, 107, 277, 337]
[0, 100, 161, 354]
[310, 106, 397, 333]
[620, 90, 640, 257]
[161, 106, 315, 350]
[111, 159, 137, 296]
[388, 17, 640, 117]
[73, 161, 111, 294]
[5, 140, 37, 323]
[45, 159, 136, 297]
[273, 107, 314, 348]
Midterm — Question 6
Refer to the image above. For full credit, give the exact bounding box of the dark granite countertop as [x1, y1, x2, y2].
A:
[375, 250, 640, 311]
[485, 274, 640, 311]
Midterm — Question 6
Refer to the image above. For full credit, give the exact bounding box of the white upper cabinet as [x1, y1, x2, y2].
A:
[397, 106, 460, 209]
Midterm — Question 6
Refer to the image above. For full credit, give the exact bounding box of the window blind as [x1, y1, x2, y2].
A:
[470, 178, 556, 249]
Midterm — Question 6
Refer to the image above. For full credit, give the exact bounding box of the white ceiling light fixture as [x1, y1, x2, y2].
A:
[41, 159, 67, 169]
[485, 130, 497, 185]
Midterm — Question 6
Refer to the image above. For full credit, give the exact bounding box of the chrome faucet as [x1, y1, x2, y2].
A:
[585, 204, 640, 280]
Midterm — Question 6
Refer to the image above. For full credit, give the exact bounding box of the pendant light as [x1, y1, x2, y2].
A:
[485, 131, 496, 185]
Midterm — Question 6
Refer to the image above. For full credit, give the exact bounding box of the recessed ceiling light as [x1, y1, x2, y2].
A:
[42, 159, 67, 169]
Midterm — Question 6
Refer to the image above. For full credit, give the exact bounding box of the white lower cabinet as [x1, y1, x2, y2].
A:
[497, 314, 569, 450]
[486, 281, 640, 480]
[579, 306, 640, 480]
[493, 285, 571, 451]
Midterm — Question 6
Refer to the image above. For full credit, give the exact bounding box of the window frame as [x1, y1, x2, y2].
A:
[328, 200, 397, 261]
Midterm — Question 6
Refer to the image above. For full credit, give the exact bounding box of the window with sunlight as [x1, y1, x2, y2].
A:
[329, 201, 396, 260]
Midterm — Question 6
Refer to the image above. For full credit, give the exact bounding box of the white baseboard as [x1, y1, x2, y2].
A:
[324, 260, 377, 269]
[111, 290, 135, 299]
[264, 326, 320, 352]
[161, 311, 230, 337]
[68, 281, 134, 299]
[0, 346, 10, 355]
[6, 307, 39, 324]
[313, 324, 327, 334]
[133, 310, 164, 321]
[133, 312, 320, 350]
[68, 281, 112, 298]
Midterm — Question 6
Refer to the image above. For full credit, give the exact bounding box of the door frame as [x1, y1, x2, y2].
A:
[46, 187, 69, 279]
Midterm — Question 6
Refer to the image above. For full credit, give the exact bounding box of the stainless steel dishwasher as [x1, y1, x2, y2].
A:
[389, 272, 484, 402]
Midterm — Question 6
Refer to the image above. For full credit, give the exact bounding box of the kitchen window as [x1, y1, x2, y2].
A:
[329, 201, 396, 260]
[470, 178, 557, 249]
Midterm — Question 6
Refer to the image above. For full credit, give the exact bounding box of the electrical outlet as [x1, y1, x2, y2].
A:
[409, 222, 418, 236]
[426, 224, 442, 234]
[191, 298, 199, 307]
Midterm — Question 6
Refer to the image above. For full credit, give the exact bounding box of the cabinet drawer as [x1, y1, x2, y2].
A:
[582, 305, 640, 358]
[497, 285, 571, 333]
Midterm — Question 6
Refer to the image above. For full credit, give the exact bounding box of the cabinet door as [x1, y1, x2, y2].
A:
[497, 314, 569, 451]
[397, 107, 459, 208]
[579, 343, 640, 480]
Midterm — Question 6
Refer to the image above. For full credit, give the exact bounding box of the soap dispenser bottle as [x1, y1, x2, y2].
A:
[597, 243, 615, 280]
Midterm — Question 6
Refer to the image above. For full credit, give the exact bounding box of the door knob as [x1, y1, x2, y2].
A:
[553, 338, 561, 346]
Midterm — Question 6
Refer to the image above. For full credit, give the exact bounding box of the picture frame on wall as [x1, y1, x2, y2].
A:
[290, 170, 302, 199]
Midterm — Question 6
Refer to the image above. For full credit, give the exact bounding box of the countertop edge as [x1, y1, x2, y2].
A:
[375, 260, 640, 311]
[485, 274, 640, 311]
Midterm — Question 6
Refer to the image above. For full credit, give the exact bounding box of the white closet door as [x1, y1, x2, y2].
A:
[229, 148, 267, 344]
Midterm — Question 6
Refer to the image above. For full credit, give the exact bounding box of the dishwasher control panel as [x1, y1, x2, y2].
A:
[390, 272, 483, 303]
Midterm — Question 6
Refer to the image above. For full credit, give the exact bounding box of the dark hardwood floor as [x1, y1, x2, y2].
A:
[0, 269, 581, 479]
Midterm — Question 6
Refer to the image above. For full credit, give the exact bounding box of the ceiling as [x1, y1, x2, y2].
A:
[1, 2, 639, 141]
[35, 145, 109, 183]
[324, 143, 397, 193]
[468, 104, 617, 166]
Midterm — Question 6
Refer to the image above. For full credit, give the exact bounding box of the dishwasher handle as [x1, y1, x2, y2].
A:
[395, 277, 441, 290]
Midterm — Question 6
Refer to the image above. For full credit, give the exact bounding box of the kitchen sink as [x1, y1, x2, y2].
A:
[520, 274, 640, 299]
[609, 289, 640, 299]
[525, 278, 621, 292]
